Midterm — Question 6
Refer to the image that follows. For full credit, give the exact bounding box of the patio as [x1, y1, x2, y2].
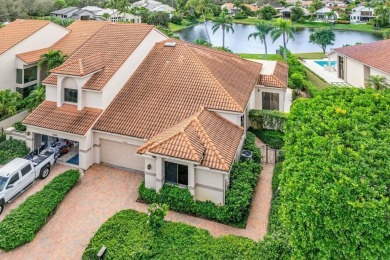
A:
[302, 59, 345, 85]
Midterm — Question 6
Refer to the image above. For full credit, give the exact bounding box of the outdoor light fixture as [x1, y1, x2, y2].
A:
[147, 164, 152, 170]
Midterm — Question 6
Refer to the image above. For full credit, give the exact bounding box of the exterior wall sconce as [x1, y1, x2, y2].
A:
[147, 164, 152, 170]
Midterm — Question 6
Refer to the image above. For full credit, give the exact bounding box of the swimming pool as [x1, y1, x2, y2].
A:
[315, 60, 337, 67]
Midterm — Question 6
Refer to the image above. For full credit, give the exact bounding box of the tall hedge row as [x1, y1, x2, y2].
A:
[280, 87, 390, 258]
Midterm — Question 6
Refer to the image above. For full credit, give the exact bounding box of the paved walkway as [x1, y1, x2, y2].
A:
[0, 139, 274, 259]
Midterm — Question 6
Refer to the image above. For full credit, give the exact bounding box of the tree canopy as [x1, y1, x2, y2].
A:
[309, 28, 336, 53]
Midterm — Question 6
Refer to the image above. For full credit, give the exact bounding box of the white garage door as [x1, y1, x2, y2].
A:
[100, 139, 144, 171]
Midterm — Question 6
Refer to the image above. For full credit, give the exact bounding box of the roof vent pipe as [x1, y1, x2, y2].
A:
[164, 42, 176, 47]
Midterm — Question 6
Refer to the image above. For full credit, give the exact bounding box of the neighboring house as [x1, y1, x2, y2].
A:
[244, 4, 259, 12]
[15, 23, 291, 205]
[0, 20, 69, 95]
[221, 3, 240, 15]
[51, 6, 141, 23]
[132, 0, 175, 14]
[316, 7, 337, 20]
[324, 0, 344, 7]
[328, 40, 390, 87]
[50, 6, 79, 19]
[280, 6, 310, 18]
[350, 6, 376, 23]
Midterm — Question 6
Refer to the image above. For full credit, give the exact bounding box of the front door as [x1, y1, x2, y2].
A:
[338, 56, 344, 80]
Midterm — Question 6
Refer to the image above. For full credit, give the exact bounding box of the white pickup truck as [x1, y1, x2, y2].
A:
[0, 151, 55, 214]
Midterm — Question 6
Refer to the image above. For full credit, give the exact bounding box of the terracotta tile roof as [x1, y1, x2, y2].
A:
[16, 20, 107, 64]
[93, 39, 261, 139]
[257, 61, 288, 88]
[42, 75, 57, 85]
[138, 108, 243, 171]
[333, 39, 390, 74]
[0, 20, 51, 56]
[50, 53, 104, 76]
[23, 101, 102, 135]
[54, 23, 154, 91]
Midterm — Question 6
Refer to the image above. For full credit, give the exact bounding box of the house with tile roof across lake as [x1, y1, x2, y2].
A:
[7, 21, 292, 204]
[328, 40, 390, 88]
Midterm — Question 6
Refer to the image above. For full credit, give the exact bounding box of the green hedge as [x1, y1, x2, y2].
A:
[249, 128, 285, 149]
[280, 87, 390, 258]
[249, 109, 288, 132]
[0, 170, 80, 251]
[83, 209, 259, 259]
[139, 159, 260, 227]
[242, 132, 261, 163]
[0, 139, 30, 164]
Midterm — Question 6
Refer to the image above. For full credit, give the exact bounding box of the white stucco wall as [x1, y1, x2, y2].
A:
[0, 23, 69, 91]
[344, 57, 365, 88]
[370, 68, 390, 85]
[101, 29, 168, 109]
[195, 167, 226, 204]
[212, 110, 243, 126]
[255, 86, 288, 112]
[45, 85, 57, 101]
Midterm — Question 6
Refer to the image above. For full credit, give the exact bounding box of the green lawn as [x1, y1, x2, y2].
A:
[292, 52, 326, 59]
[293, 21, 382, 33]
[238, 53, 283, 61]
[83, 210, 259, 259]
[305, 68, 330, 89]
[232, 17, 261, 25]
[168, 19, 200, 32]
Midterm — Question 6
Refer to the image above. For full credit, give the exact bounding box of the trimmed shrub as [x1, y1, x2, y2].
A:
[0, 170, 80, 251]
[234, 12, 248, 19]
[243, 132, 261, 163]
[12, 121, 26, 132]
[82, 209, 259, 259]
[139, 160, 261, 227]
[249, 109, 288, 132]
[281, 87, 390, 258]
[0, 139, 30, 164]
[170, 14, 182, 25]
[250, 128, 284, 149]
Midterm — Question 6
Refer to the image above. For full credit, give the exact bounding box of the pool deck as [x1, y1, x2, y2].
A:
[302, 59, 345, 84]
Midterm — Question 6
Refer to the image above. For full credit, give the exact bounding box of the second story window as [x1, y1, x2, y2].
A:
[64, 88, 78, 103]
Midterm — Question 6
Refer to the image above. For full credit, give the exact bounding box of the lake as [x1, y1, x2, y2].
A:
[175, 21, 382, 54]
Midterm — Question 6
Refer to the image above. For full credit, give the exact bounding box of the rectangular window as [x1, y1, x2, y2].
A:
[23, 66, 38, 83]
[16, 69, 23, 84]
[64, 88, 78, 103]
[20, 164, 32, 176]
[16, 84, 37, 98]
[262, 92, 280, 111]
[8, 173, 20, 185]
[165, 161, 188, 186]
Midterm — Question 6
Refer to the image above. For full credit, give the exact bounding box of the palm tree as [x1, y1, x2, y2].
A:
[25, 85, 45, 112]
[212, 11, 234, 48]
[271, 18, 295, 61]
[38, 50, 68, 74]
[186, 0, 215, 43]
[106, 0, 130, 15]
[0, 90, 22, 118]
[248, 21, 272, 59]
[365, 75, 390, 90]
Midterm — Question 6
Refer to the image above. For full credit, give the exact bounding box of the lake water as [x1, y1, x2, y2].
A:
[175, 21, 382, 54]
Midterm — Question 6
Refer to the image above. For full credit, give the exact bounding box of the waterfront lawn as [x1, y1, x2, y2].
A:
[292, 52, 325, 59]
[294, 21, 379, 32]
[169, 19, 199, 32]
[239, 53, 283, 61]
[232, 17, 260, 24]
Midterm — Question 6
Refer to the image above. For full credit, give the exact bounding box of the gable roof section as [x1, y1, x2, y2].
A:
[138, 108, 243, 171]
[93, 40, 261, 139]
[17, 20, 107, 65]
[0, 20, 51, 56]
[50, 53, 104, 76]
[44, 23, 154, 90]
[23, 101, 102, 136]
[257, 61, 288, 88]
[333, 40, 390, 75]
[51, 6, 79, 15]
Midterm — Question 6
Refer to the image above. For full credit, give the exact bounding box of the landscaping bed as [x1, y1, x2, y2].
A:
[0, 139, 30, 164]
[139, 133, 261, 227]
[0, 169, 80, 251]
[83, 209, 259, 259]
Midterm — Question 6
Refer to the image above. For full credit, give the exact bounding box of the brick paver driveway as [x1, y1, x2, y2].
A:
[0, 138, 273, 259]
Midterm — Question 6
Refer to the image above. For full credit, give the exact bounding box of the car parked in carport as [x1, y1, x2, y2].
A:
[0, 151, 55, 214]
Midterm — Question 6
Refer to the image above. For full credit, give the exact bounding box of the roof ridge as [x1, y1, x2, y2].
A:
[186, 44, 243, 112]
[181, 129, 202, 162]
[79, 58, 84, 75]
[193, 117, 229, 171]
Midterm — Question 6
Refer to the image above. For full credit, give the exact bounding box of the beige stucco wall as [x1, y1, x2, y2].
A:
[195, 167, 226, 204]
[344, 57, 365, 88]
[101, 29, 168, 109]
[370, 68, 390, 84]
[0, 23, 69, 91]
